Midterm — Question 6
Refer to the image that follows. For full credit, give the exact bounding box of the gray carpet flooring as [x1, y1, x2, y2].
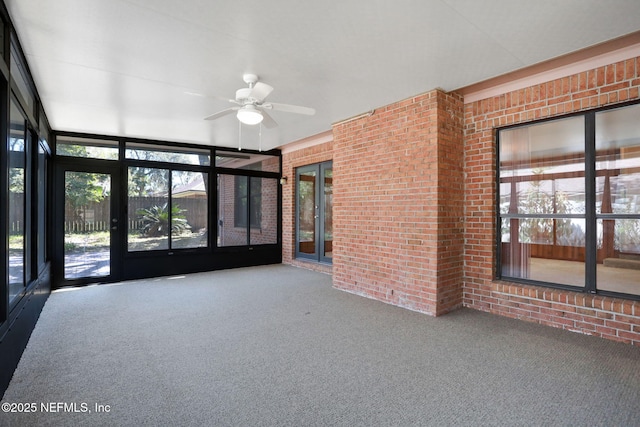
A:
[1, 264, 639, 427]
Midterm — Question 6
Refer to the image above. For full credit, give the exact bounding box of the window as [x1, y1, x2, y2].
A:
[127, 167, 208, 252]
[126, 142, 210, 165]
[8, 99, 26, 305]
[171, 170, 208, 249]
[125, 142, 210, 252]
[36, 142, 48, 271]
[218, 174, 277, 247]
[215, 149, 280, 247]
[57, 136, 119, 160]
[128, 167, 170, 252]
[216, 150, 279, 172]
[497, 102, 640, 297]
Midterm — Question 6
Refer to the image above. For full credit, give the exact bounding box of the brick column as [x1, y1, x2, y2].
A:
[332, 89, 464, 315]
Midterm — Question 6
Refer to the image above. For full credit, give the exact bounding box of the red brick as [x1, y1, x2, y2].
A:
[614, 314, 640, 326]
[617, 330, 640, 342]
[600, 82, 630, 93]
[625, 59, 636, 80]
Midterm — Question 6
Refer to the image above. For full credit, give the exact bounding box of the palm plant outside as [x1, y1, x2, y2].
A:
[137, 203, 190, 237]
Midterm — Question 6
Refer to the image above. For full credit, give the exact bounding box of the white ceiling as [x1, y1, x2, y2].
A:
[6, 0, 640, 151]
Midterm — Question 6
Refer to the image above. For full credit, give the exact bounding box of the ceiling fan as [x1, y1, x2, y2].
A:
[203, 74, 315, 128]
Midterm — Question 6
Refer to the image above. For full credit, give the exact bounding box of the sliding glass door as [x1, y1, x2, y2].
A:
[296, 161, 332, 263]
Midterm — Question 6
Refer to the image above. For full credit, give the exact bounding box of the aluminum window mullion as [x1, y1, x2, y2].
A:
[167, 171, 173, 251]
[246, 176, 251, 246]
[584, 112, 597, 294]
[315, 166, 321, 260]
[496, 130, 503, 279]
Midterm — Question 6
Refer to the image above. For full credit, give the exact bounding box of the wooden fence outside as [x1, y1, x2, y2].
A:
[7, 195, 208, 234]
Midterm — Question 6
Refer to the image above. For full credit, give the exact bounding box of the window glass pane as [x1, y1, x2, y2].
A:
[218, 174, 248, 246]
[249, 178, 262, 229]
[595, 103, 640, 215]
[234, 176, 248, 229]
[9, 101, 25, 304]
[499, 182, 511, 215]
[505, 216, 586, 247]
[250, 178, 278, 245]
[128, 167, 169, 251]
[64, 172, 111, 279]
[297, 169, 317, 255]
[595, 104, 640, 296]
[500, 218, 585, 287]
[216, 150, 279, 172]
[324, 168, 333, 259]
[597, 218, 640, 295]
[171, 171, 208, 249]
[57, 136, 119, 160]
[499, 116, 586, 288]
[126, 142, 210, 166]
[613, 219, 640, 254]
[514, 178, 586, 215]
[500, 117, 586, 215]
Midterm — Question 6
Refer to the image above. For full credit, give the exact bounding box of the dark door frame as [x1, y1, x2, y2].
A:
[295, 161, 332, 264]
[53, 160, 122, 287]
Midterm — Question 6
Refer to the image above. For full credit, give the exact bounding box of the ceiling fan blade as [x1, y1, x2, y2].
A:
[249, 82, 273, 102]
[203, 107, 238, 121]
[264, 102, 315, 116]
[261, 111, 278, 129]
[184, 91, 206, 98]
[185, 91, 237, 104]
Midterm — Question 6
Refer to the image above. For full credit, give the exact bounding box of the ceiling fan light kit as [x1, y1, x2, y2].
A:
[237, 105, 263, 125]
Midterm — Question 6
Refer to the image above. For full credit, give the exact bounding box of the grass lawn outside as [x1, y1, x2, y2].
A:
[61, 230, 207, 252]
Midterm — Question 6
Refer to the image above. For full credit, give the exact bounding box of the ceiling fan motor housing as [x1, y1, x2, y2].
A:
[242, 73, 259, 85]
[236, 88, 253, 103]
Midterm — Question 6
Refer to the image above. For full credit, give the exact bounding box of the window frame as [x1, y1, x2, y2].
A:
[496, 100, 640, 300]
[215, 147, 281, 249]
[8, 95, 29, 307]
[125, 161, 211, 254]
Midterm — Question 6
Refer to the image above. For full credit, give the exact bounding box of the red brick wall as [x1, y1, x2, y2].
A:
[282, 140, 333, 274]
[332, 89, 464, 315]
[436, 91, 466, 315]
[464, 56, 640, 345]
